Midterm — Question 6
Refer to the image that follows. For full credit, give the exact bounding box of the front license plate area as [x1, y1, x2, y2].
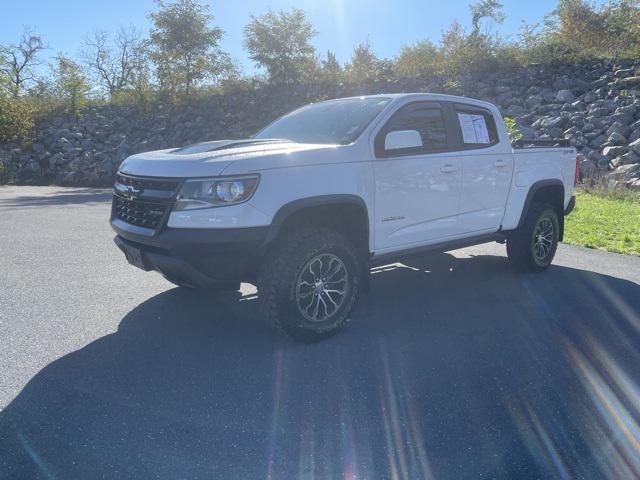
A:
[122, 244, 148, 270]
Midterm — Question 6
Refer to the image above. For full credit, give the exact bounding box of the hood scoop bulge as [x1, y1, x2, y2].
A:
[172, 138, 289, 155]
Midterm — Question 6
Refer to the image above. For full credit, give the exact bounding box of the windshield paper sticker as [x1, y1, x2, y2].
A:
[458, 113, 490, 144]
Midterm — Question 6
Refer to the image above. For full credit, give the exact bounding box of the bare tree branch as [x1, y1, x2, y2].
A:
[0, 27, 45, 97]
[81, 26, 145, 96]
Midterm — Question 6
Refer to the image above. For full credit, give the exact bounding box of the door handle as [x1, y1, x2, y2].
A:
[440, 164, 459, 173]
[494, 160, 508, 168]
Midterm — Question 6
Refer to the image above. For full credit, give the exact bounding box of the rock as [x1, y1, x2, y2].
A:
[504, 104, 526, 116]
[629, 129, 640, 143]
[611, 156, 625, 168]
[587, 150, 604, 162]
[541, 90, 556, 102]
[548, 127, 564, 138]
[556, 90, 575, 103]
[589, 135, 607, 149]
[615, 104, 636, 116]
[603, 145, 627, 158]
[540, 116, 566, 129]
[612, 112, 634, 124]
[609, 163, 640, 179]
[3, 59, 640, 187]
[588, 107, 608, 117]
[571, 100, 586, 111]
[525, 95, 543, 108]
[606, 122, 631, 138]
[619, 150, 640, 165]
[614, 76, 640, 88]
[607, 131, 627, 145]
[628, 138, 640, 155]
[614, 68, 634, 77]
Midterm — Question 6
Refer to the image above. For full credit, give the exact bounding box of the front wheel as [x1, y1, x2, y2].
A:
[507, 203, 559, 272]
[258, 227, 361, 342]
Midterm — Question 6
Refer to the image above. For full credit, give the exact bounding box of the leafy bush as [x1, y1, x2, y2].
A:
[0, 160, 8, 184]
[394, 40, 440, 78]
[52, 55, 89, 116]
[0, 95, 37, 144]
[504, 117, 523, 142]
[341, 41, 395, 85]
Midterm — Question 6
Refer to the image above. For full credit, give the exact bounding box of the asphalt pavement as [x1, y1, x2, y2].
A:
[1, 186, 639, 479]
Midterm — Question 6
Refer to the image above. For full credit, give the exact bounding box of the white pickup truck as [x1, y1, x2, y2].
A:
[111, 93, 578, 340]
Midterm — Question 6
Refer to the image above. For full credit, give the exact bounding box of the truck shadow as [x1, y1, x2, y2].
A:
[1, 253, 639, 479]
[0, 188, 112, 208]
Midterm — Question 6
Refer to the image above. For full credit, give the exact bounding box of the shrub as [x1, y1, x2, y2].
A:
[52, 55, 89, 116]
[394, 40, 440, 78]
[0, 95, 37, 144]
[438, 21, 505, 77]
[0, 159, 8, 184]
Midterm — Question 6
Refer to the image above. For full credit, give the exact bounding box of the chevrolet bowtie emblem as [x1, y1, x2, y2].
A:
[124, 185, 142, 199]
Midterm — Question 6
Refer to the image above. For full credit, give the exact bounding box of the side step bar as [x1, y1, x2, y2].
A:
[370, 233, 504, 267]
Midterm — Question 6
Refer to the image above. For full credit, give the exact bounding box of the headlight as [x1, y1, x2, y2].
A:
[173, 175, 259, 211]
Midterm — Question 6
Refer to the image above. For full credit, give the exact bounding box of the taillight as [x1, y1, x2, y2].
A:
[574, 154, 582, 186]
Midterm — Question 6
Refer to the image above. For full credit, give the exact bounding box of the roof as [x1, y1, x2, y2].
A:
[320, 92, 497, 110]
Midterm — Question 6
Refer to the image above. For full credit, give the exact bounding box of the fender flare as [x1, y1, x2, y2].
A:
[263, 194, 370, 246]
[516, 179, 565, 228]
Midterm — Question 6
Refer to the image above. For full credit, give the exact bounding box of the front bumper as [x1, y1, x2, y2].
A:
[111, 218, 270, 288]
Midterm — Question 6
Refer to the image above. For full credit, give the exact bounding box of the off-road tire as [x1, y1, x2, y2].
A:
[258, 227, 361, 342]
[507, 202, 559, 272]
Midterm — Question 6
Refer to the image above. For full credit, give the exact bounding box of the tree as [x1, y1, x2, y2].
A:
[321, 50, 342, 82]
[148, 0, 232, 98]
[0, 95, 37, 145]
[394, 40, 440, 78]
[601, 0, 640, 56]
[0, 28, 45, 97]
[52, 54, 89, 115]
[81, 26, 147, 96]
[344, 41, 391, 83]
[0, 52, 10, 94]
[244, 8, 317, 84]
[470, 0, 505, 37]
[548, 0, 640, 58]
[554, 0, 605, 53]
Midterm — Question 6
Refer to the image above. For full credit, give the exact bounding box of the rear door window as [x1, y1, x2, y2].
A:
[453, 105, 498, 148]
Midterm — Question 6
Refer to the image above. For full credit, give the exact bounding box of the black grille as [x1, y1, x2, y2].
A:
[113, 174, 181, 230]
[114, 195, 169, 230]
[116, 173, 180, 191]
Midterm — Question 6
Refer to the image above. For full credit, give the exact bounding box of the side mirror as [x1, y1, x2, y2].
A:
[384, 130, 423, 151]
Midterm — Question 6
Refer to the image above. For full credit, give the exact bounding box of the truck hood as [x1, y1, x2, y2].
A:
[118, 139, 341, 178]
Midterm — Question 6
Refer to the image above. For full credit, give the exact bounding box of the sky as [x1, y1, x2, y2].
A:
[0, 0, 601, 75]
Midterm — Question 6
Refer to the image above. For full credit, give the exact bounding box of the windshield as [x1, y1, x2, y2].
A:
[255, 97, 391, 145]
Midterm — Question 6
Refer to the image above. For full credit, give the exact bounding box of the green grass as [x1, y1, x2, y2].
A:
[564, 189, 640, 256]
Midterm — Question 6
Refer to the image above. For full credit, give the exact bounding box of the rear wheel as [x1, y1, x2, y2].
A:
[507, 203, 559, 272]
[258, 227, 361, 342]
